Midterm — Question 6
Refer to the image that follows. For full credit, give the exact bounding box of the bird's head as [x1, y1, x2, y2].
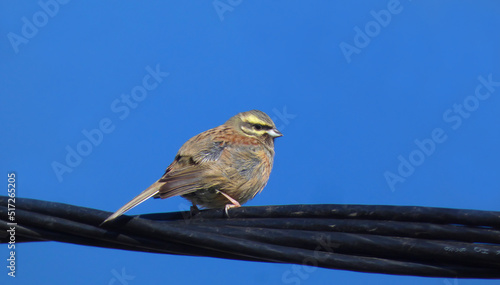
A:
[227, 110, 283, 141]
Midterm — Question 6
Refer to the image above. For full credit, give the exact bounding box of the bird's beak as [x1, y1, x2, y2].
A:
[267, 128, 283, 138]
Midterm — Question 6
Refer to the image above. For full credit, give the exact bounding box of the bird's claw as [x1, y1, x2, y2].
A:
[190, 204, 200, 217]
[224, 203, 240, 218]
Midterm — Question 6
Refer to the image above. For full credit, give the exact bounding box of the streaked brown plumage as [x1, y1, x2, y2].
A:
[101, 110, 282, 224]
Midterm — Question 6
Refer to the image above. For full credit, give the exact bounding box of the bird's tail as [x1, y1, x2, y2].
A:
[100, 181, 163, 225]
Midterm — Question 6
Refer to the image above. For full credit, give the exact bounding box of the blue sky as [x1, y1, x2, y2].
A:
[2, 1, 500, 284]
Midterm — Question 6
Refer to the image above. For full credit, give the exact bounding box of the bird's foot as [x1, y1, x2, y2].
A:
[218, 191, 241, 218]
[224, 203, 241, 217]
[190, 204, 200, 217]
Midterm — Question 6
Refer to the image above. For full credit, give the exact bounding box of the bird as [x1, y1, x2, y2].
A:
[101, 110, 282, 224]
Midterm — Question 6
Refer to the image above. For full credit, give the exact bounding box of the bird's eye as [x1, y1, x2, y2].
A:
[253, 124, 262, 130]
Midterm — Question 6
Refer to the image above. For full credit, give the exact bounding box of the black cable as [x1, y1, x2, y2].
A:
[0, 196, 499, 278]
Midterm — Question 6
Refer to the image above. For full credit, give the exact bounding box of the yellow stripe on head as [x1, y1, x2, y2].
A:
[241, 114, 271, 127]
[239, 110, 275, 128]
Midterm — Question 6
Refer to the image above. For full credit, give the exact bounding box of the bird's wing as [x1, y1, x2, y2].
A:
[155, 139, 228, 199]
